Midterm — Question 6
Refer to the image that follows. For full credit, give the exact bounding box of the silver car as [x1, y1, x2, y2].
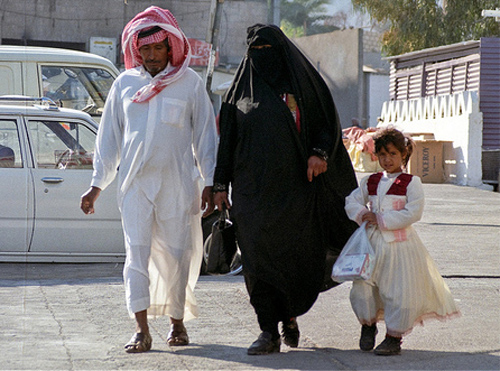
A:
[0, 96, 123, 262]
[0, 96, 242, 275]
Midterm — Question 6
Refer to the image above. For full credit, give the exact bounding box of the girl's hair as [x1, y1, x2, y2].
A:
[373, 126, 414, 167]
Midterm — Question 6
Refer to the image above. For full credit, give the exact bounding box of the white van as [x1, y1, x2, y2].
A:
[0, 46, 120, 118]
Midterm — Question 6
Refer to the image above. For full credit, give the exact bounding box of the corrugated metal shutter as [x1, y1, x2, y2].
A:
[390, 54, 481, 100]
[408, 74, 421, 99]
[393, 67, 422, 100]
[480, 38, 500, 149]
[389, 62, 397, 100]
[435, 67, 452, 96]
[395, 74, 409, 100]
[424, 55, 480, 97]
[452, 64, 467, 93]
[425, 70, 437, 96]
[467, 60, 480, 91]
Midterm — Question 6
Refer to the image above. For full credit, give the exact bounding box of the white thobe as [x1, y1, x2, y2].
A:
[91, 65, 218, 320]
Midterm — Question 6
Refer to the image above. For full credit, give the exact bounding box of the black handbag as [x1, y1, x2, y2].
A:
[203, 206, 238, 275]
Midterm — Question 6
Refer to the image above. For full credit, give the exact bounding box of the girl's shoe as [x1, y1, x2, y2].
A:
[359, 324, 378, 351]
[374, 335, 402, 355]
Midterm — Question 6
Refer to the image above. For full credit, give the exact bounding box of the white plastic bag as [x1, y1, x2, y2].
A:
[332, 222, 375, 282]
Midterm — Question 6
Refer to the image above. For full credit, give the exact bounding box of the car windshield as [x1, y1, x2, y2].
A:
[41, 66, 114, 116]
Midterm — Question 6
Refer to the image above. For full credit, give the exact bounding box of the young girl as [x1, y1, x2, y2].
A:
[344, 126, 460, 355]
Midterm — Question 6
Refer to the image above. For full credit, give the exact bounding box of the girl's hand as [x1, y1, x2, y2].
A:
[361, 211, 378, 226]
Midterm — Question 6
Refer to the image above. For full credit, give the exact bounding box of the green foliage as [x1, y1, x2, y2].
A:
[352, 0, 500, 56]
[280, 0, 337, 36]
[281, 19, 306, 38]
[444, 0, 500, 41]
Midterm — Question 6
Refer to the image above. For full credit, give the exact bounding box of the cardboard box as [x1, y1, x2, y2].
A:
[407, 140, 445, 183]
[409, 132, 435, 140]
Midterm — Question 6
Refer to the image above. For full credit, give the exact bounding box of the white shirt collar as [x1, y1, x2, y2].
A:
[140, 62, 174, 78]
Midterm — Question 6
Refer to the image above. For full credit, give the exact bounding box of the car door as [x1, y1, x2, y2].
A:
[25, 115, 124, 258]
[0, 116, 33, 254]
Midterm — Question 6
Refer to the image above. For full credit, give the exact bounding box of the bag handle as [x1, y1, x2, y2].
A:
[217, 203, 232, 229]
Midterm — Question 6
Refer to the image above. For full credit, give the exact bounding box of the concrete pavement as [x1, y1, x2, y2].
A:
[0, 180, 499, 370]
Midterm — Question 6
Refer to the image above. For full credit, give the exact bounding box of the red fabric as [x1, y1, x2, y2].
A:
[387, 173, 413, 196]
[137, 28, 169, 49]
[367, 172, 413, 196]
[367, 172, 383, 195]
[342, 126, 378, 161]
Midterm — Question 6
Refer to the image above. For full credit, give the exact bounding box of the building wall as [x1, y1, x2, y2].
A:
[379, 91, 483, 187]
[366, 73, 389, 127]
[0, 0, 267, 68]
[217, 1, 268, 66]
[386, 38, 500, 150]
[293, 28, 363, 129]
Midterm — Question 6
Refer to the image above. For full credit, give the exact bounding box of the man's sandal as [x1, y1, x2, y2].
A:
[167, 324, 189, 346]
[124, 332, 152, 353]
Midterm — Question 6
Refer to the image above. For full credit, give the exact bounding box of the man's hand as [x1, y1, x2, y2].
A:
[307, 155, 328, 182]
[214, 191, 231, 211]
[80, 186, 101, 215]
[201, 186, 215, 217]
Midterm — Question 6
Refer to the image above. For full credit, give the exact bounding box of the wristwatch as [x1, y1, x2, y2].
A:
[212, 183, 227, 193]
[312, 147, 329, 162]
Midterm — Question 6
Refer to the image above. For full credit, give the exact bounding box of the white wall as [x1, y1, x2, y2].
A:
[367, 73, 389, 127]
[378, 91, 483, 187]
[293, 29, 363, 129]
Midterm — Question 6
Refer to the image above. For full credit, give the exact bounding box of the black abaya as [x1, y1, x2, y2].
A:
[214, 24, 357, 319]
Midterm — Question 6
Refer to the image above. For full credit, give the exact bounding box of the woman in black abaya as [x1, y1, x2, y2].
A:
[213, 24, 358, 355]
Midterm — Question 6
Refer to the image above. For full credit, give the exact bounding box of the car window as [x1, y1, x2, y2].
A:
[27, 120, 95, 169]
[41, 66, 114, 115]
[0, 119, 22, 168]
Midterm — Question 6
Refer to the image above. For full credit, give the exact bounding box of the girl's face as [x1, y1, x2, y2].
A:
[376, 142, 405, 174]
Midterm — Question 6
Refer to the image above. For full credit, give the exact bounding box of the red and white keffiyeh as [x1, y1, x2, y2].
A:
[121, 6, 192, 102]
[136, 27, 169, 49]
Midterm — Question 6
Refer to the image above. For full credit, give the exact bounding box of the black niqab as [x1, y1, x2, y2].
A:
[247, 35, 291, 94]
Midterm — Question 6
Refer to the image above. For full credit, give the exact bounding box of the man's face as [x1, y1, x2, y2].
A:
[139, 40, 169, 77]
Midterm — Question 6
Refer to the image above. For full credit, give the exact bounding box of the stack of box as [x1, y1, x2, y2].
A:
[406, 133, 446, 183]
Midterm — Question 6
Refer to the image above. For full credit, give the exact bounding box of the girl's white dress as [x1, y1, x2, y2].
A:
[345, 171, 460, 337]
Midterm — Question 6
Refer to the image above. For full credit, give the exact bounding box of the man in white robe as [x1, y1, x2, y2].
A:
[80, 6, 218, 353]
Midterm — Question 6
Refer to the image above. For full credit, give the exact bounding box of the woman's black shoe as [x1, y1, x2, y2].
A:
[359, 324, 378, 351]
[247, 332, 281, 355]
[282, 318, 300, 347]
